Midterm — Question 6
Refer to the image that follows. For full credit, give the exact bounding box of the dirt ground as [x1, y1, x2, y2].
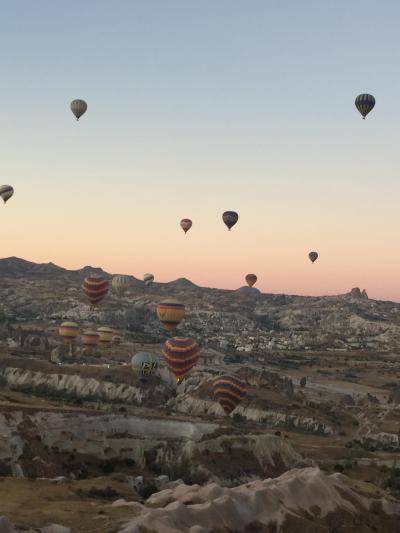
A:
[0, 476, 140, 533]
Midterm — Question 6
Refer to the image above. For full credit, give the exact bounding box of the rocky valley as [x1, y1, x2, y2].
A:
[0, 257, 399, 532]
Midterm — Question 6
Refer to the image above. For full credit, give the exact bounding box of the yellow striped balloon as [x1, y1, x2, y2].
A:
[81, 276, 109, 307]
[162, 337, 199, 381]
[97, 326, 113, 344]
[156, 299, 185, 331]
[112, 275, 130, 297]
[59, 322, 79, 345]
[213, 374, 246, 415]
[81, 331, 100, 347]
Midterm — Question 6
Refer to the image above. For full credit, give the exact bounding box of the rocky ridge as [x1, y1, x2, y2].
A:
[119, 467, 400, 532]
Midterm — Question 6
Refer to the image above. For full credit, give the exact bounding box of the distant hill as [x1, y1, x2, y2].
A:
[165, 278, 199, 289]
[0, 256, 370, 301]
[235, 285, 261, 296]
[0, 257, 71, 278]
[2, 257, 400, 352]
[0, 257, 106, 280]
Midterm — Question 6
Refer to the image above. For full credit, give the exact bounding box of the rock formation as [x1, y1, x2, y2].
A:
[119, 467, 400, 532]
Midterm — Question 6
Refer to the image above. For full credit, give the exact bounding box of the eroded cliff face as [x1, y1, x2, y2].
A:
[0, 411, 301, 486]
[0, 366, 334, 436]
[175, 394, 334, 435]
[0, 366, 158, 404]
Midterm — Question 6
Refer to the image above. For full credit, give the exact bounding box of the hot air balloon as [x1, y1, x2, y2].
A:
[70, 99, 87, 120]
[97, 326, 113, 344]
[308, 251, 318, 263]
[59, 322, 79, 345]
[143, 273, 154, 286]
[112, 275, 130, 297]
[180, 218, 192, 234]
[156, 299, 185, 331]
[245, 274, 257, 287]
[355, 94, 375, 119]
[162, 337, 199, 382]
[81, 330, 100, 348]
[0, 185, 14, 204]
[213, 374, 246, 415]
[81, 276, 109, 308]
[131, 352, 158, 381]
[112, 330, 123, 344]
[222, 211, 239, 231]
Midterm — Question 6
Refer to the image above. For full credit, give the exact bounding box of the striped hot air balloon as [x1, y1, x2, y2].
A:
[213, 374, 246, 415]
[97, 326, 113, 344]
[156, 299, 185, 331]
[70, 99, 87, 120]
[180, 218, 192, 234]
[162, 337, 199, 382]
[308, 251, 318, 263]
[59, 322, 79, 345]
[143, 273, 154, 286]
[245, 274, 257, 287]
[81, 276, 109, 307]
[222, 211, 239, 231]
[131, 352, 159, 381]
[112, 275, 130, 297]
[355, 94, 375, 119]
[80, 330, 100, 348]
[0, 185, 14, 204]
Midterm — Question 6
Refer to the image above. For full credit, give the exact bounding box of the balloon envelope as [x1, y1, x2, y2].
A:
[0, 185, 14, 204]
[156, 299, 185, 331]
[143, 273, 154, 286]
[308, 251, 318, 263]
[81, 331, 100, 347]
[355, 94, 375, 119]
[222, 211, 239, 230]
[97, 326, 113, 344]
[70, 99, 87, 120]
[245, 274, 257, 287]
[180, 218, 192, 234]
[112, 275, 130, 296]
[131, 352, 158, 380]
[59, 322, 79, 344]
[162, 337, 199, 381]
[81, 276, 109, 306]
[213, 374, 246, 415]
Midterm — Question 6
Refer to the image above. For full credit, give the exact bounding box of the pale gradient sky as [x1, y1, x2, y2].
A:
[1, 1, 400, 300]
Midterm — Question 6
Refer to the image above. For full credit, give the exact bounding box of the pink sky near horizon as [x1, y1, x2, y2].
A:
[1, 195, 397, 301]
[1, 141, 398, 301]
